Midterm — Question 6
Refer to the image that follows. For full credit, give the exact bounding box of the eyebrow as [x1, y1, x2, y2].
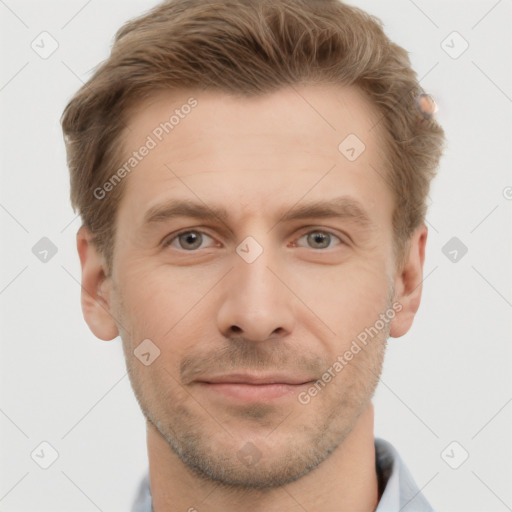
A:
[142, 196, 374, 231]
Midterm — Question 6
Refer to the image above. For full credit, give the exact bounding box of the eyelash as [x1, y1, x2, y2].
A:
[162, 228, 346, 251]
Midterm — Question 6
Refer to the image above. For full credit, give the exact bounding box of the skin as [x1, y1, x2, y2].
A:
[77, 83, 427, 512]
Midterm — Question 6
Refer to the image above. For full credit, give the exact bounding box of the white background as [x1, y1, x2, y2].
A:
[1, 0, 511, 511]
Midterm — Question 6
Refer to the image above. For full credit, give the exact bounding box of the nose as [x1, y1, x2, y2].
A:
[216, 241, 296, 342]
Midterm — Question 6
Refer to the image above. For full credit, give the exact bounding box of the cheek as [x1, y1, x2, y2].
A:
[345, 273, 392, 339]
[292, 256, 392, 334]
[113, 265, 173, 341]
[115, 264, 215, 357]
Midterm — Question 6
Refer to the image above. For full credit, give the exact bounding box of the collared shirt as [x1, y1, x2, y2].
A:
[131, 437, 436, 512]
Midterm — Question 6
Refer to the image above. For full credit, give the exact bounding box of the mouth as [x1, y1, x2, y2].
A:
[195, 373, 315, 402]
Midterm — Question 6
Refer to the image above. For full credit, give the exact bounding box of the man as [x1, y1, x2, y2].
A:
[61, 0, 445, 510]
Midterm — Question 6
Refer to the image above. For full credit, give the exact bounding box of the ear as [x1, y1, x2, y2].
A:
[389, 224, 428, 338]
[76, 227, 119, 341]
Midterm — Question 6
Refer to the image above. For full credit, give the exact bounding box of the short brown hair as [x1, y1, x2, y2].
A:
[61, 0, 445, 274]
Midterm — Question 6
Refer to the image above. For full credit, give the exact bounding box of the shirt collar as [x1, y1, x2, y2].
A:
[374, 437, 436, 512]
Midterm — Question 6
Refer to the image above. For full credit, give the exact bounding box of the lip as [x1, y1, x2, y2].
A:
[195, 373, 315, 402]
[198, 373, 314, 385]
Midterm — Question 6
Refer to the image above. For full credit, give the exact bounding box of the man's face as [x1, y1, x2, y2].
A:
[108, 84, 397, 487]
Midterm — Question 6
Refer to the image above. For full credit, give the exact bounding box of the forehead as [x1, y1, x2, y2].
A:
[123, 84, 383, 155]
[115, 84, 392, 229]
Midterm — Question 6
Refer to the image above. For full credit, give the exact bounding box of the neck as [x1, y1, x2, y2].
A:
[147, 403, 379, 512]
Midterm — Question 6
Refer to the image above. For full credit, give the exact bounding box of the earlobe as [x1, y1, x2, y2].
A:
[389, 225, 428, 339]
[76, 227, 119, 341]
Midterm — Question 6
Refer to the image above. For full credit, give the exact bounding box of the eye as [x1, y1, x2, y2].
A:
[163, 230, 216, 251]
[295, 230, 343, 250]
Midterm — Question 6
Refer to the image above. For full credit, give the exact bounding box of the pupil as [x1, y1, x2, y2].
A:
[180, 232, 201, 249]
[309, 232, 329, 248]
